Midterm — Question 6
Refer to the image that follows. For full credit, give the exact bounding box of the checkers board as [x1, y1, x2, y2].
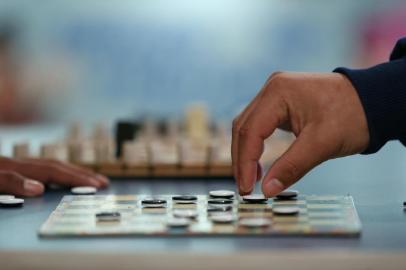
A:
[39, 194, 361, 237]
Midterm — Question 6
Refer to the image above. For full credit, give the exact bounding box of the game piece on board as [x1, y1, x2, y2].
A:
[122, 141, 149, 165]
[212, 121, 230, 140]
[142, 118, 159, 140]
[71, 186, 97, 195]
[150, 141, 179, 176]
[121, 140, 149, 176]
[210, 213, 236, 224]
[141, 199, 167, 208]
[166, 217, 191, 228]
[172, 195, 198, 204]
[115, 121, 142, 158]
[166, 119, 180, 142]
[208, 199, 234, 205]
[276, 190, 299, 200]
[0, 195, 15, 201]
[239, 217, 271, 228]
[207, 139, 233, 176]
[272, 206, 300, 215]
[40, 143, 69, 162]
[178, 140, 208, 176]
[0, 198, 24, 208]
[209, 190, 235, 199]
[150, 141, 178, 164]
[173, 209, 198, 219]
[95, 211, 121, 222]
[40, 143, 58, 159]
[92, 123, 116, 164]
[66, 122, 83, 142]
[242, 194, 268, 203]
[12, 142, 30, 159]
[156, 119, 168, 137]
[207, 205, 233, 213]
[92, 122, 110, 142]
[68, 141, 96, 164]
[94, 140, 115, 163]
[184, 103, 210, 143]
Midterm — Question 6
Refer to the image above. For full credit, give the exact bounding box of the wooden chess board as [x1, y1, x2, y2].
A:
[39, 194, 362, 237]
[10, 117, 293, 178]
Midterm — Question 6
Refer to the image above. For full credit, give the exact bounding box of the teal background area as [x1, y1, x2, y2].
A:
[1, 0, 404, 123]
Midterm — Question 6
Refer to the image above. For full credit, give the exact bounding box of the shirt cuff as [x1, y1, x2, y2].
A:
[334, 58, 406, 154]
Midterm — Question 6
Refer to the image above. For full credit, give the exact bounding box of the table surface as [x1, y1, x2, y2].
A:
[1, 140, 406, 253]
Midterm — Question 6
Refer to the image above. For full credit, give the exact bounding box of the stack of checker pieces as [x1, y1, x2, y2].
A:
[38, 191, 362, 237]
[10, 110, 293, 178]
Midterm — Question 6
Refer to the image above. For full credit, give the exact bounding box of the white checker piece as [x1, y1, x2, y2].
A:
[71, 186, 97, 195]
[239, 218, 271, 227]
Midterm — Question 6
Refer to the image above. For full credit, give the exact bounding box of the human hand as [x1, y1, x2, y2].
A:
[0, 157, 109, 197]
[232, 72, 369, 197]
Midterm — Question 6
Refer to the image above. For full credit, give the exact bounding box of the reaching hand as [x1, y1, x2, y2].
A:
[0, 157, 109, 197]
[232, 72, 369, 197]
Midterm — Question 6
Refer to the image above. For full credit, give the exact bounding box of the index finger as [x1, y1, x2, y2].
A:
[14, 160, 104, 188]
[237, 96, 286, 194]
[22, 158, 109, 187]
[231, 74, 280, 186]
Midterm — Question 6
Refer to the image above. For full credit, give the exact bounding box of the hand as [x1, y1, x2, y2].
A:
[232, 72, 369, 197]
[0, 157, 109, 197]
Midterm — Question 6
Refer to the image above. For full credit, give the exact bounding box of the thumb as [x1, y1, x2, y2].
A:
[261, 127, 330, 197]
[0, 171, 45, 197]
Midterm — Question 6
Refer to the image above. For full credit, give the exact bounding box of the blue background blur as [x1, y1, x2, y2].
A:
[0, 0, 405, 124]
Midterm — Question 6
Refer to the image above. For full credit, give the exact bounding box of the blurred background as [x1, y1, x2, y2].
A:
[1, 0, 405, 125]
[0, 0, 406, 153]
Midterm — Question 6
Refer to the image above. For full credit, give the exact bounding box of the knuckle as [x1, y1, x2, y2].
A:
[49, 159, 63, 166]
[232, 118, 241, 133]
[0, 171, 23, 189]
[48, 164, 66, 177]
[5, 171, 23, 181]
[282, 158, 301, 181]
[314, 133, 336, 157]
[267, 71, 288, 92]
[46, 159, 66, 168]
[238, 125, 251, 138]
[269, 71, 283, 80]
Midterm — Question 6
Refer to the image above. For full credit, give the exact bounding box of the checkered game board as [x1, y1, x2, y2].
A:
[39, 194, 362, 237]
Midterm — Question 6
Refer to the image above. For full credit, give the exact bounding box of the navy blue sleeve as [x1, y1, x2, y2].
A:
[334, 37, 406, 154]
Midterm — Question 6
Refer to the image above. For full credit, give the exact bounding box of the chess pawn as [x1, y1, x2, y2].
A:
[122, 140, 149, 165]
[142, 118, 158, 141]
[166, 119, 180, 142]
[92, 122, 110, 142]
[94, 139, 115, 163]
[68, 141, 95, 164]
[12, 142, 30, 159]
[212, 121, 230, 142]
[208, 139, 231, 164]
[150, 140, 178, 165]
[66, 122, 83, 142]
[178, 140, 208, 166]
[40, 143, 68, 161]
[184, 103, 209, 144]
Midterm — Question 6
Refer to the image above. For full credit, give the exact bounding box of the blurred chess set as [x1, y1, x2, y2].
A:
[8, 104, 294, 178]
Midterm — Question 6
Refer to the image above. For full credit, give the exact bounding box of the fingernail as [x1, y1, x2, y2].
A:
[24, 179, 44, 196]
[241, 181, 253, 195]
[263, 178, 284, 197]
